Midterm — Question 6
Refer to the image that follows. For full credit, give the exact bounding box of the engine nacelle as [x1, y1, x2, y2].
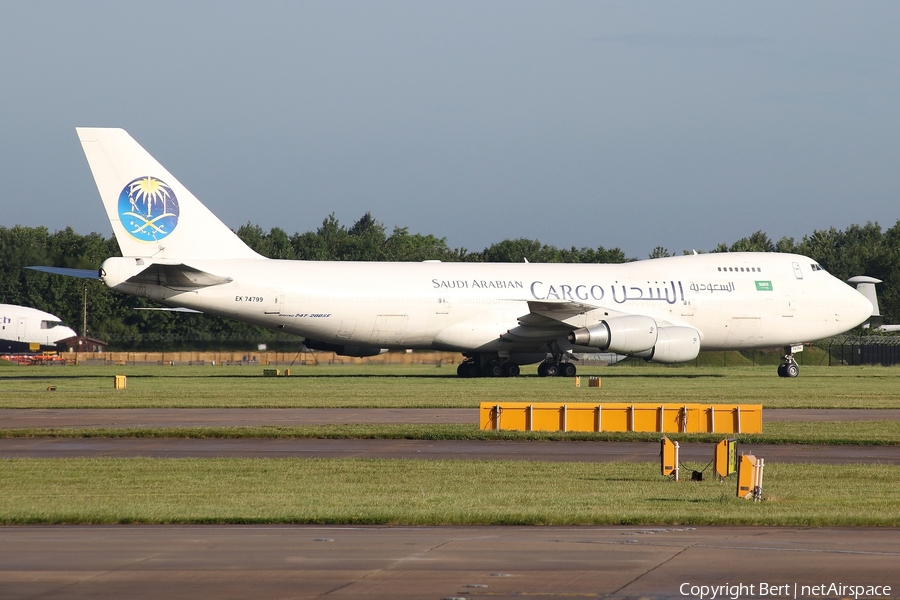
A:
[568, 315, 658, 354]
[303, 339, 388, 358]
[632, 326, 701, 364]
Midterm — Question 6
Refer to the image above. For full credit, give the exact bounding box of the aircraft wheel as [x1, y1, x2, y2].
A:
[482, 362, 504, 377]
[558, 362, 577, 377]
[537, 362, 548, 377]
[786, 363, 799, 378]
[503, 363, 520, 377]
[543, 362, 559, 377]
[457, 362, 479, 378]
[776, 364, 787, 378]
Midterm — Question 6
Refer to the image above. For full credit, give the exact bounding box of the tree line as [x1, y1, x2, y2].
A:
[1, 214, 898, 350]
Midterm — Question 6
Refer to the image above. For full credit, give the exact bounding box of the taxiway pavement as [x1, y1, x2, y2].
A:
[2, 525, 898, 599]
[2, 437, 899, 464]
[1, 407, 898, 429]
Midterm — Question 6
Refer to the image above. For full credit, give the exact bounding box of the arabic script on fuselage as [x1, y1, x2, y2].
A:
[689, 282, 736, 293]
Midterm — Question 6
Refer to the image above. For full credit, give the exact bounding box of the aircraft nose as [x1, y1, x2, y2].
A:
[56, 327, 78, 342]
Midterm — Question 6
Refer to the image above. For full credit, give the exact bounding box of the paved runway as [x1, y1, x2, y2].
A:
[3, 410, 898, 598]
[2, 407, 898, 429]
[2, 407, 897, 464]
[0, 408, 476, 428]
[1, 525, 898, 599]
[3, 437, 899, 464]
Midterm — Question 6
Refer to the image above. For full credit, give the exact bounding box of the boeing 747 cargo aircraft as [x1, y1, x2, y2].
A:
[52, 128, 873, 378]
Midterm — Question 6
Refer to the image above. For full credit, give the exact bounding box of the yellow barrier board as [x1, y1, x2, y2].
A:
[479, 402, 762, 434]
[660, 437, 678, 477]
[715, 438, 739, 478]
[736, 453, 764, 500]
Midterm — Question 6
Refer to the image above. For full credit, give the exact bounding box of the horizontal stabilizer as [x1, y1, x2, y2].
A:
[26, 266, 100, 279]
[125, 263, 232, 288]
[134, 307, 203, 313]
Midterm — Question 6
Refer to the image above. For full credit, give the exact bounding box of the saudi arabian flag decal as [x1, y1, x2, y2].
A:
[755, 280, 773, 291]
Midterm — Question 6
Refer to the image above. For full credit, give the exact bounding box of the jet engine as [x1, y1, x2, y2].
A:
[303, 339, 388, 358]
[632, 326, 701, 364]
[567, 315, 658, 354]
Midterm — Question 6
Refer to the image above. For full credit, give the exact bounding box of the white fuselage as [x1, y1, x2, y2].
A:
[100, 252, 872, 357]
[0, 305, 77, 352]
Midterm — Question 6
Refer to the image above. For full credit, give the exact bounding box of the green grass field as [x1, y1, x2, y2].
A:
[2, 363, 899, 408]
[3, 420, 900, 445]
[2, 362, 898, 526]
[2, 458, 898, 526]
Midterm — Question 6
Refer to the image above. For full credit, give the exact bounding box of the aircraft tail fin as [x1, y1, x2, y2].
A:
[847, 276, 881, 319]
[76, 128, 260, 260]
[846, 275, 898, 329]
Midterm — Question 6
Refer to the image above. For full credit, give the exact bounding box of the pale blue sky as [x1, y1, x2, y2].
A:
[2, 2, 898, 258]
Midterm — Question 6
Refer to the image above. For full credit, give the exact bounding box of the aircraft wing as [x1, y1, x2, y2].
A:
[521, 299, 635, 326]
[498, 300, 624, 343]
[26, 263, 229, 290]
[26, 266, 100, 279]
[523, 299, 678, 327]
[523, 300, 603, 323]
[503, 299, 678, 343]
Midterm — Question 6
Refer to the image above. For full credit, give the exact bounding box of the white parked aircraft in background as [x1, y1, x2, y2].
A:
[848, 276, 900, 332]
[0, 304, 77, 353]
[56, 128, 873, 378]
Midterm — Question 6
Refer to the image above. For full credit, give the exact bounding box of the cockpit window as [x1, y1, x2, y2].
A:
[810, 263, 824, 272]
[40, 320, 62, 329]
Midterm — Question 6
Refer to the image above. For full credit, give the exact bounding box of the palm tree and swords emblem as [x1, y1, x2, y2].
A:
[118, 176, 180, 242]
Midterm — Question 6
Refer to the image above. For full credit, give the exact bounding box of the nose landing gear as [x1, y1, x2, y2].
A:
[777, 345, 801, 378]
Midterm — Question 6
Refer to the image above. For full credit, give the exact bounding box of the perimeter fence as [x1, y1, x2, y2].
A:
[824, 335, 900, 366]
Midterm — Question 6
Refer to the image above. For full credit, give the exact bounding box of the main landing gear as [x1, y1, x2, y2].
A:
[777, 345, 800, 378]
[455, 347, 577, 378]
[456, 361, 480, 378]
[536, 342, 577, 378]
[456, 357, 521, 378]
[537, 361, 577, 378]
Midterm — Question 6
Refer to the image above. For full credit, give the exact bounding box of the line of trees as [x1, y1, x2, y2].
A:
[1, 214, 898, 350]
